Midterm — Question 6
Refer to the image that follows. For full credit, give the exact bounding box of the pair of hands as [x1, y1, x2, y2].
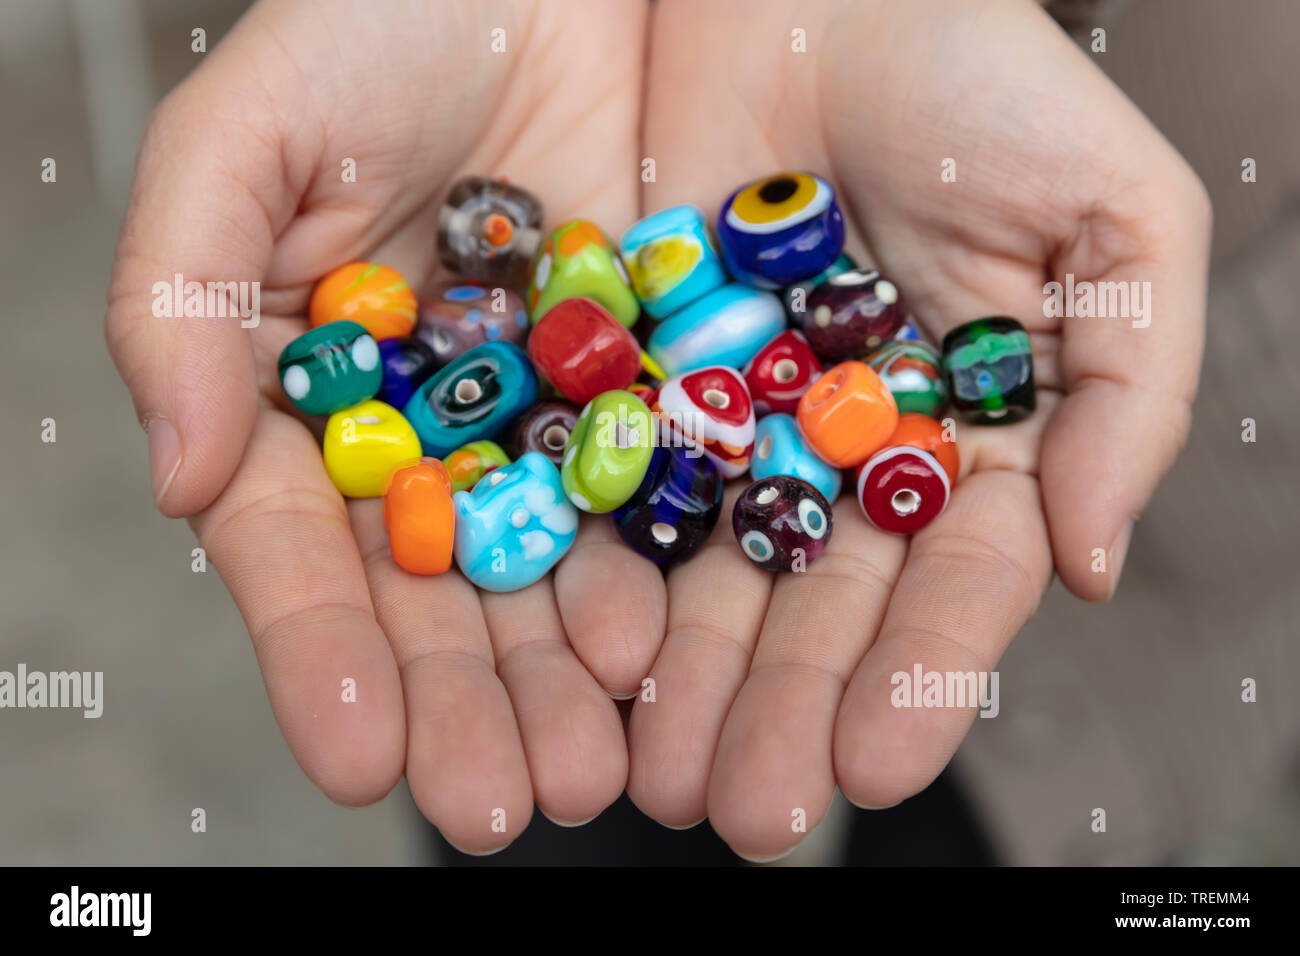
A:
[105, 0, 1210, 859]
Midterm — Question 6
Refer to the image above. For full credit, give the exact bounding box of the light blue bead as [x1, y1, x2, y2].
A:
[750, 414, 842, 503]
[647, 283, 786, 377]
[620, 205, 727, 319]
[452, 452, 579, 592]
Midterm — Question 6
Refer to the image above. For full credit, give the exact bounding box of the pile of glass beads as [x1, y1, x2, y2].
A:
[278, 172, 1035, 591]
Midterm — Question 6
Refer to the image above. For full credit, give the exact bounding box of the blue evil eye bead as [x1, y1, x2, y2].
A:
[278, 320, 381, 416]
[403, 341, 538, 457]
[376, 336, 439, 409]
[750, 414, 842, 503]
[452, 451, 579, 592]
[716, 172, 846, 289]
[611, 447, 724, 567]
[619, 205, 727, 319]
[783, 253, 856, 322]
[646, 283, 786, 378]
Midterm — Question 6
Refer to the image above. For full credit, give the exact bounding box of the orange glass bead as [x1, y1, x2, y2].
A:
[796, 361, 898, 467]
[886, 413, 959, 485]
[382, 457, 455, 575]
[310, 262, 418, 341]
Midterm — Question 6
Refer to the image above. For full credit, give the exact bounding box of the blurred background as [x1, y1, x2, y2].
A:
[0, 0, 1296, 865]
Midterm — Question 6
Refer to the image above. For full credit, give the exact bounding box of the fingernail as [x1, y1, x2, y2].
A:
[144, 415, 181, 507]
[1107, 519, 1134, 598]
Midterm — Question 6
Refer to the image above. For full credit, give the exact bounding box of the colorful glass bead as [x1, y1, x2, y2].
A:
[854, 414, 958, 535]
[652, 366, 755, 479]
[511, 401, 579, 467]
[309, 262, 417, 341]
[403, 341, 538, 457]
[716, 172, 845, 289]
[443, 440, 510, 494]
[796, 361, 898, 468]
[801, 269, 906, 361]
[453, 452, 579, 592]
[560, 390, 654, 513]
[527, 297, 641, 404]
[742, 329, 823, 416]
[383, 458, 455, 575]
[415, 280, 529, 367]
[611, 447, 723, 567]
[619, 205, 727, 319]
[278, 320, 381, 416]
[376, 336, 438, 409]
[886, 414, 959, 484]
[783, 253, 855, 322]
[436, 176, 543, 288]
[646, 283, 785, 377]
[864, 340, 948, 417]
[527, 219, 640, 328]
[322, 400, 422, 498]
[941, 316, 1035, 424]
[751, 414, 842, 503]
[732, 476, 833, 572]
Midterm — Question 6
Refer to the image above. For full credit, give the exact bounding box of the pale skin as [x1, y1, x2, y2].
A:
[106, 0, 1210, 858]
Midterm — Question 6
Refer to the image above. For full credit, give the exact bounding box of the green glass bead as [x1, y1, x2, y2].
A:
[941, 316, 1035, 425]
[865, 340, 948, 417]
[278, 320, 381, 416]
[527, 219, 640, 328]
[444, 439, 511, 494]
[560, 390, 654, 513]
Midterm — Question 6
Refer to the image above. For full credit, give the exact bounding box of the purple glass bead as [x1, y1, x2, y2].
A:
[732, 475, 832, 572]
[612, 447, 724, 567]
[416, 280, 530, 367]
[801, 269, 907, 361]
[511, 400, 580, 467]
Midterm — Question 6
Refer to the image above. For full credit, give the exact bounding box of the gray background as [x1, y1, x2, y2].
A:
[0, 0, 1295, 865]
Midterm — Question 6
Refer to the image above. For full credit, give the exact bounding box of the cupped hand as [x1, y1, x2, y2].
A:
[105, 0, 661, 853]
[630, 0, 1210, 860]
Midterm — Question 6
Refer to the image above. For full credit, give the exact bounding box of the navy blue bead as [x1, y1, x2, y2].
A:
[611, 447, 723, 567]
[376, 336, 438, 410]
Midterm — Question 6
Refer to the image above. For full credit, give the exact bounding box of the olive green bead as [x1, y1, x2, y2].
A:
[527, 220, 641, 328]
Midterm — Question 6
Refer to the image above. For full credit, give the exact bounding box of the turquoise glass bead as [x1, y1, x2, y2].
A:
[750, 414, 842, 503]
[278, 320, 381, 416]
[619, 205, 727, 319]
[452, 451, 579, 592]
[647, 283, 785, 377]
[403, 341, 538, 457]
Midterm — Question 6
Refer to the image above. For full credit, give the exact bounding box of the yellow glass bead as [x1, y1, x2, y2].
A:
[323, 399, 421, 498]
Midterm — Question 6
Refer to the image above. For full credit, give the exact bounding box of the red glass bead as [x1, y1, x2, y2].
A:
[652, 366, 755, 479]
[527, 297, 641, 405]
[856, 446, 950, 535]
[742, 329, 823, 415]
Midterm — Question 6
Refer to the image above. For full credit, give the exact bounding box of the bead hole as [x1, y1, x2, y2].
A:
[758, 176, 798, 204]
[755, 486, 779, 505]
[892, 488, 921, 516]
[772, 359, 799, 384]
[454, 379, 483, 404]
[756, 435, 773, 459]
[615, 423, 640, 449]
[431, 329, 453, 353]
[354, 415, 381, 425]
[542, 424, 569, 450]
[650, 522, 678, 545]
[703, 388, 730, 409]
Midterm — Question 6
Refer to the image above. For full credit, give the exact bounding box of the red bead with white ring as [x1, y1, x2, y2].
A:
[856, 445, 950, 534]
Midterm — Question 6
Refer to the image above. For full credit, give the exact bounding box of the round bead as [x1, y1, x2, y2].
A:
[527, 219, 640, 327]
[560, 390, 654, 513]
[864, 340, 948, 418]
[732, 476, 833, 572]
[796, 361, 898, 468]
[652, 366, 756, 479]
[646, 283, 785, 378]
[442, 440, 510, 494]
[415, 280, 529, 367]
[611, 447, 723, 567]
[856, 446, 950, 535]
[941, 316, 1036, 424]
[742, 329, 823, 416]
[716, 172, 845, 288]
[884, 413, 959, 484]
[510, 401, 579, 467]
[801, 269, 906, 361]
[323, 400, 422, 498]
[376, 336, 439, 409]
[278, 320, 381, 416]
[527, 297, 641, 404]
[782, 253, 856, 322]
[751, 414, 842, 503]
[437, 176, 543, 287]
[383, 458, 455, 575]
[619, 205, 727, 319]
[309, 262, 417, 341]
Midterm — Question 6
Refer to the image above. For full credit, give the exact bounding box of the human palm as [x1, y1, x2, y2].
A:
[629, 0, 1209, 859]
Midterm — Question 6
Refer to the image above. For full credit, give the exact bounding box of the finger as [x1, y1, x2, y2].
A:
[626, 483, 772, 828]
[707, 507, 907, 861]
[191, 411, 406, 806]
[554, 515, 668, 698]
[480, 583, 627, 827]
[833, 471, 1052, 809]
[104, 72, 301, 516]
[348, 500, 533, 855]
[1043, 172, 1212, 600]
